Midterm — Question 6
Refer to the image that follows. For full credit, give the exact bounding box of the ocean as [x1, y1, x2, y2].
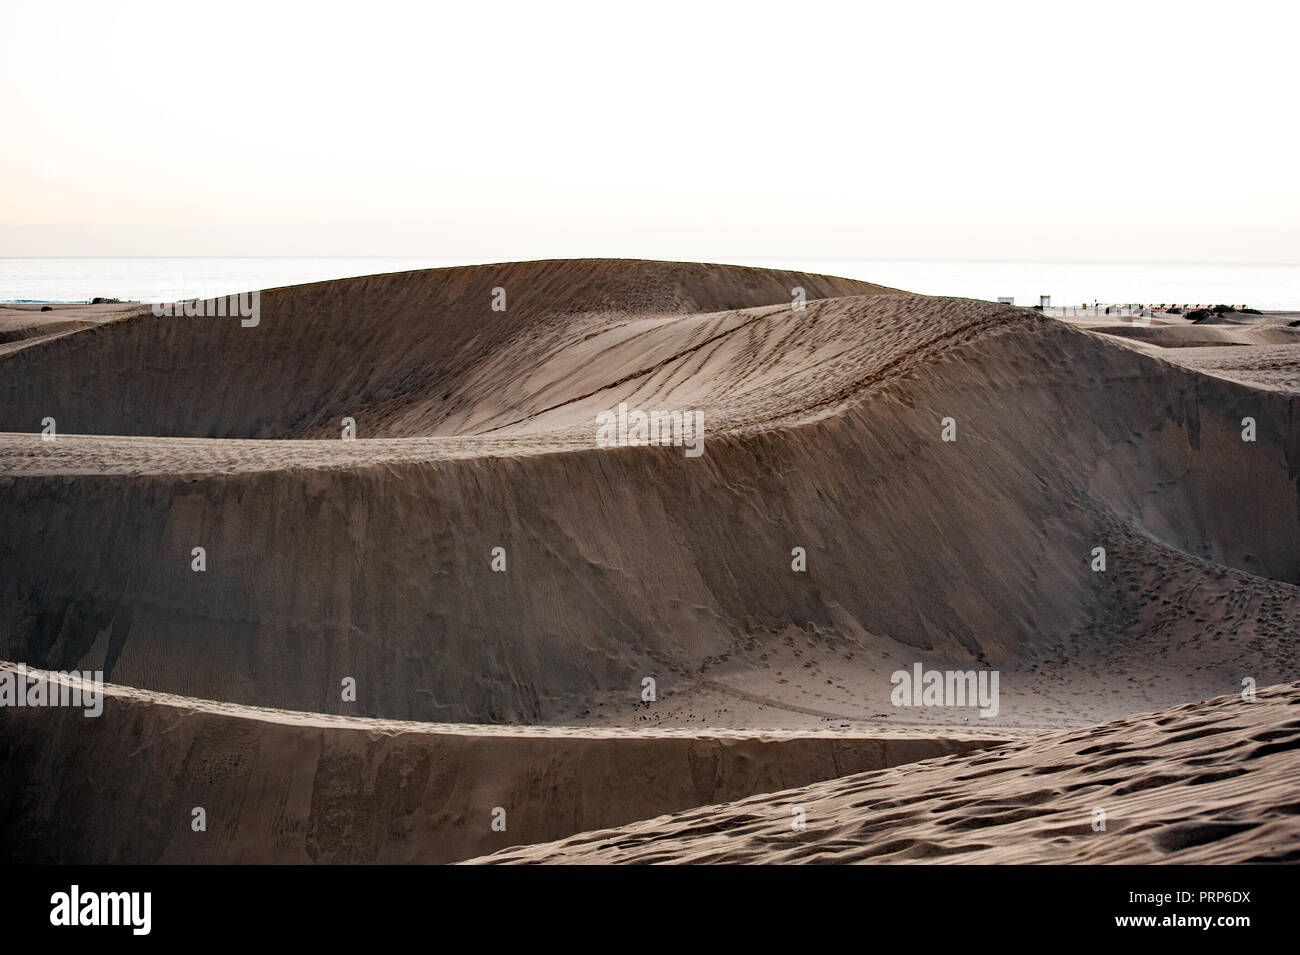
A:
[2, 257, 1299, 310]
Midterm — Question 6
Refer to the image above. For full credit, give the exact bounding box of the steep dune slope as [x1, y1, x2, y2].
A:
[0, 261, 1296, 728]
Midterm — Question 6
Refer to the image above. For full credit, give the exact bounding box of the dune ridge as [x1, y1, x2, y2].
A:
[0, 663, 1002, 864]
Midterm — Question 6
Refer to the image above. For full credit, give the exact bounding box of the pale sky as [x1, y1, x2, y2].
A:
[2, 0, 1297, 263]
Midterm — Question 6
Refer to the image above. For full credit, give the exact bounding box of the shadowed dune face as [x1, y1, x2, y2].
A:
[0, 665, 1004, 865]
[0, 260, 1297, 726]
[465, 683, 1300, 865]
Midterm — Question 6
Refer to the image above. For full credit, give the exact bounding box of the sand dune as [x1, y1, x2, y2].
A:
[1, 260, 1295, 729]
[0, 301, 140, 352]
[1, 259, 1297, 864]
[1063, 311, 1300, 393]
[0, 664, 1002, 864]
[466, 683, 1300, 864]
[1084, 321, 1300, 350]
[0, 260, 893, 440]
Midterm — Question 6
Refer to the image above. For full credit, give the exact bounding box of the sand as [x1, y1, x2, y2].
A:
[1, 259, 1297, 863]
[466, 683, 1300, 864]
[0, 300, 142, 353]
[0, 664, 1001, 864]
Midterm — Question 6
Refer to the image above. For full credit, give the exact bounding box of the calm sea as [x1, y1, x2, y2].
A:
[2, 257, 1299, 310]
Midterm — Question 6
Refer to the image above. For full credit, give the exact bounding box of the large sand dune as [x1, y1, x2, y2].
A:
[0, 261, 892, 439]
[1, 260, 1295, 728]
[1, 259, 1297, 864]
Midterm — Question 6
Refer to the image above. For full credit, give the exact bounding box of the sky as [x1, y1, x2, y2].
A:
[2, 0, 1297, 263]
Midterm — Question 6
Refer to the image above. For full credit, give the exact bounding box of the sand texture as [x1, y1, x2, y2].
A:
[1, 259, 1297, 863]
[467, 684, 1300, 864]
[0, 664, 1002, 863]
